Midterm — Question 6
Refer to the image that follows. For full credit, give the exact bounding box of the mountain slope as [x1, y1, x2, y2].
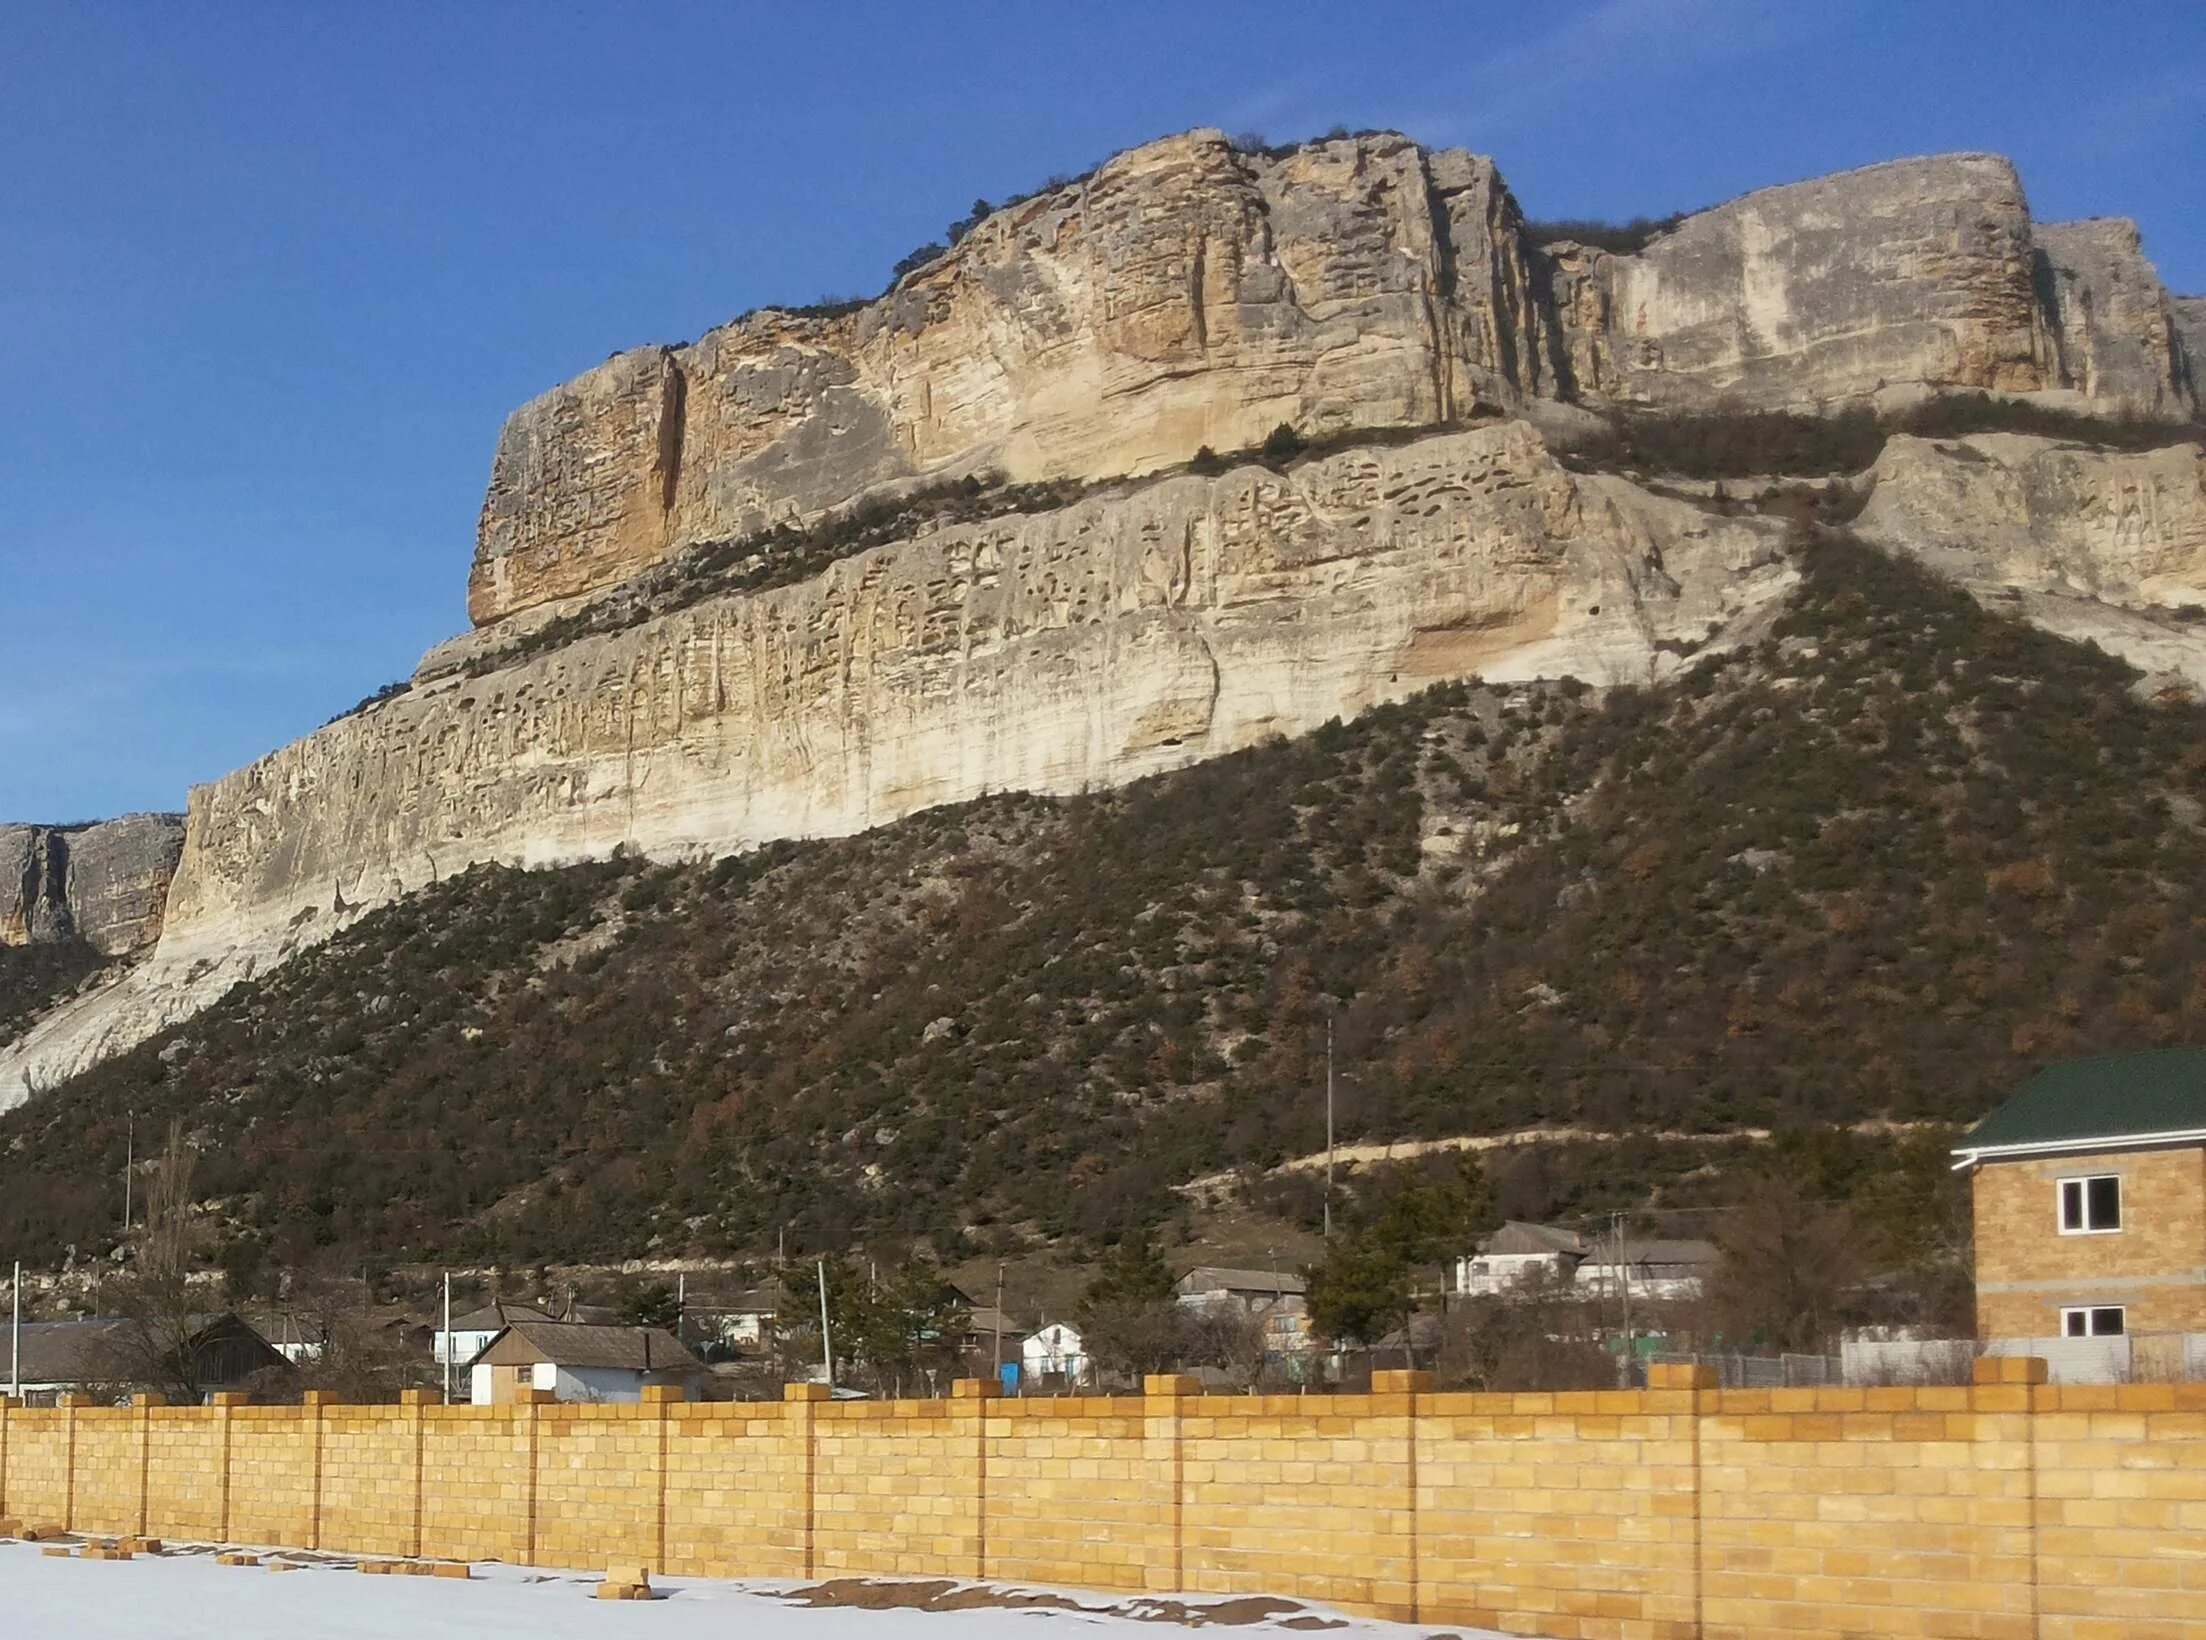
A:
[7, 533, 2204, 1274]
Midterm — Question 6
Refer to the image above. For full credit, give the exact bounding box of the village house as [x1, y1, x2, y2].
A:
[1020, 1319, 1089, 1385]
[4, 1313, 286, 1405]
[1574, 1236, 1719, 1302]
[1453, 1221, 1591, 1294]
[1175, 1265, 1312, 1354]
[432, 1299, 563, 1370]
[1451, 1222, 1716, 1302]
[467, 1318, 706, 1404]
[1954, 1047, 2206, 1380]
[683, 1288, 777, 1357]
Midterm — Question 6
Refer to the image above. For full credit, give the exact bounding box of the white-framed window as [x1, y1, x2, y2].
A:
[2060, 1305, 2126, 1338]
[2057, 1173, 2123, 1234]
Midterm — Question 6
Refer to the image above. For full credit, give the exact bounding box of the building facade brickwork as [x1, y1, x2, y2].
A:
[1972, 1144, 2206, 1338]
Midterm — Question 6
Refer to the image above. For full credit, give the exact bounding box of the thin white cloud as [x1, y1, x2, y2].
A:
[1409, 0, 1855, 150]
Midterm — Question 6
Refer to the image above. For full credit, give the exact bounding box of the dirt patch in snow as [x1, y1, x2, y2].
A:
[778, 1579, 1349, 1628]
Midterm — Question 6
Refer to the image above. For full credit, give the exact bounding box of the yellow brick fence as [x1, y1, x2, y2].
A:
[2, 1364, 2202, 1639]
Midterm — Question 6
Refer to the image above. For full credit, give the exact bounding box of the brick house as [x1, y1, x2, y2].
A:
[1953, 1048, 2206, 1374]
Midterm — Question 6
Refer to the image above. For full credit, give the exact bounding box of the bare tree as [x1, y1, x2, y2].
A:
[1703, 1177, 1862, 1354]
[105, 1122, 215, 1401]
[1434, 1268, 1617, 1391]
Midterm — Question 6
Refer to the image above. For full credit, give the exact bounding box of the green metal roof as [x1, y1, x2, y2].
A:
[1961, 1048, 2206, 1156]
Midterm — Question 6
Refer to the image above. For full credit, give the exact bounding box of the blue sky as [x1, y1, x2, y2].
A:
[5, 0, 2203, 821]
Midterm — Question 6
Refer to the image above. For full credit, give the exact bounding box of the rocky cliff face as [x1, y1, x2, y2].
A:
[470, 133, 1559, 627]
[1, 426, 1793, 1107]
[0, 815, 183, 956]
[2174, 296, 2206, 401]
[470, 137, 2199, 630]
[6, 134, 2204, 1112]
[1856, 432, 2206, 684]
[1547, 155, 2047, 409]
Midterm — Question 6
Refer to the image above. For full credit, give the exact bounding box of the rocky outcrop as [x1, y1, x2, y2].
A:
[0, 815, 183, 956]
[2, 426, 1793, 1107]
[2174, 297, 2206, 404]
[1855, 432, 2206, 682]
[2035, 220, 2197, 419]
[471, 139, 2199, 630]
[1549, 156, 2041, 412]
[470, 132, 1560, 627]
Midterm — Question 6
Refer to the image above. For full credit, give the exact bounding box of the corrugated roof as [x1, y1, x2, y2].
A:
[1961, 1048, 2206, 1156]
[6, 1318, 135, 1384]
[473, 1320, 702, 1372]
[444, 1301, 558, 1334]
[1479, 1221, 1589, 1257]
[1583, 1238, 1718, 1268]
[1175, 1267, 1309, 1296]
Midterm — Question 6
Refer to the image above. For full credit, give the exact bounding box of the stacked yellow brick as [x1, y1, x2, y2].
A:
[1699, 1378, 2037, 1640]
[1177, 1380, 1416, 1621]
[812, 1397, 979, 1577]
[662, 1399, 808, 1580]
[144, 1404, 225, 1540]
[982, 1394, 1156, 1591]
[317, 1404, 418, 1558]
[2, 1407, 72, 1526]
[225, 1404, 319, 1547]
[70, 1405, 142, 1535]
[1417, 1380, 1701, 1639]
[2032, 1381, 2206, 1636]
[531, 1402, 661, 1573]
[418, 1404, 530, 1563]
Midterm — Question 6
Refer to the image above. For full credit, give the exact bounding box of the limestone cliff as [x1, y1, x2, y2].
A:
[471, 138, 2200, 629]
[470, 132, 1558, 627]
[0, 815, 183, 956]
[1, 426, 1793, 1107]
[2175, 297, 2206, 402]
[1546, 155, 2048, 410]
[1855, 432, 2206, 683]
[2034, 220, 2197, 419]
[8, 136, 2206, 1113]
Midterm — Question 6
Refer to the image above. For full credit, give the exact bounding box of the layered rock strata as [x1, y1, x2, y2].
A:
[0, 815, 184, 956]
[471, 132, 1559, 627]
[472, 138, 2200, 629]
[1856, 432, 2206, 683]
[1, 426, 1794, 1107]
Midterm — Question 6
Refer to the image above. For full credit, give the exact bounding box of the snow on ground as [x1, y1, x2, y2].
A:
[0, 1541, 1521, 1640]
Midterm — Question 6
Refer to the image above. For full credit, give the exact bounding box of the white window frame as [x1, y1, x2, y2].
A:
[2056, 1172, 2123, 1235]
[2059, 1304, 2126, 1338]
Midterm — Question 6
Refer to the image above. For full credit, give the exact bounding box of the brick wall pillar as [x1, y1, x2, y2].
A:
[57, 1392, 88, 1531]
[951, 1377, 998, 1579]
[642, 1383, 684, 1575]
[1142, 1373, 1197, 1593]
[302, 1390, 336, 1550]
[1369, 1369, 1430, 1623]
[516, 1386, 554, 1566]
[210, 1391, 249, 1542]
[131, 1393, 165, 1537]
[1648, 1360, 1719, 1639]
[784, 1383, 828, 1577]
[1976, 1353, 2049, 1637]
[399, 1388, 430, 1558]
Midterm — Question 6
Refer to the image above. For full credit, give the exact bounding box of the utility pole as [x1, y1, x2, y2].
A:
[442, 1272, 452, 1405]
[993, 1262, 1006, 1385]
[817, 1259, 834, 1388]
[10, 1260, 20, 1401]
[1323, 1015, 1337, 1240]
